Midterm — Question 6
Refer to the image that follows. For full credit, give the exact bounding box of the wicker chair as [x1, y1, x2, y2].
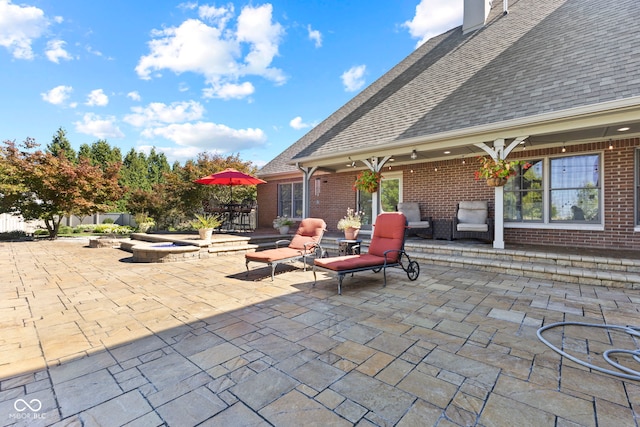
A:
[452, 201, 493, 242]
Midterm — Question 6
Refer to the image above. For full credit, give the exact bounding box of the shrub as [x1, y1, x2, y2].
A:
[34, 229, 49, 236]
[76, 224, 97, 233]
[94, 224, 133, 234]
[0, 230, 27, 241]
[102, 218, 115, 224]
[58, 225, 73, 234]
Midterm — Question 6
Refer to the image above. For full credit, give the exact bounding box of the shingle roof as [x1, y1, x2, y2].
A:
[259, 0, 640, 177]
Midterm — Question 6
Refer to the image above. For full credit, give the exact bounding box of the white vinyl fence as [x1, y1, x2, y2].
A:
[0, 212, 135, 233]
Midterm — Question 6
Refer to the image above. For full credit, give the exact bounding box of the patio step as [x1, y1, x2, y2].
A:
[127, 232, 283, 256]
[403, 240, 640, 290]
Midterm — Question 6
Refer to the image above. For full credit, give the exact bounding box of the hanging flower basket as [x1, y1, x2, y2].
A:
[474, 156, 530, 187]
[353, 170, 382, 193]
[486, 177, 508, 187]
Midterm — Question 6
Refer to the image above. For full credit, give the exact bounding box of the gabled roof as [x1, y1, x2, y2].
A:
[259, 0, 640, 177]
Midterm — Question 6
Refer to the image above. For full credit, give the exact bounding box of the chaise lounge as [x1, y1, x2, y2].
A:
[313, 212, 420, 294]
[245, 218, 326, 280]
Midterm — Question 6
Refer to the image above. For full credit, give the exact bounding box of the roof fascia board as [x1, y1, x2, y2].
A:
[290, 96, 640, 166]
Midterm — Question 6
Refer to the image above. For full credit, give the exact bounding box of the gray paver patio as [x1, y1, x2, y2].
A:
[1, 239, 640, 426]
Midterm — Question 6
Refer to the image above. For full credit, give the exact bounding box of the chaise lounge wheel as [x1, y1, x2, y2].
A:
[406, 261, 419, 281]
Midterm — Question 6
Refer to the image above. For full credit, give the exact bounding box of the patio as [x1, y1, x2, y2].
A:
[1, 238, 639, 426]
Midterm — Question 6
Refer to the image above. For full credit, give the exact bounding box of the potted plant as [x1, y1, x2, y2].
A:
[474, 156, 530, 186]
[191, 214, 222, 240]
[337, 208, 364, 239]
[353, 170, 382, 193]
[273, 216, 295, 234]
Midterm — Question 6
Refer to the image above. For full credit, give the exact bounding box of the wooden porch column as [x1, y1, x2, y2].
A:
[362, 155, 393, 221]
[476, 136, 528, 250]
[297, 164, 317, 219]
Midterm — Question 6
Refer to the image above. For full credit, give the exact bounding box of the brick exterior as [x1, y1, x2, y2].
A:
[258, 138, 640, 250]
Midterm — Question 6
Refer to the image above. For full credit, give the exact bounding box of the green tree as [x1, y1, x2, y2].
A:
[81, 139, 122, 171]
[47, 127, 76, 163]
[121, 149, 151, 191]
[147, 148, 170, 185]
[0, 138, 123, 238]
[126, 152, 258, 229]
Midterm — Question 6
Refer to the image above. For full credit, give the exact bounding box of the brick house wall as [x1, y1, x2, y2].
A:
[258, 137, 639, 250]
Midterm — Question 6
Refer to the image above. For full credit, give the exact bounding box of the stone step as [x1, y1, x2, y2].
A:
[402, 241, 640, 290]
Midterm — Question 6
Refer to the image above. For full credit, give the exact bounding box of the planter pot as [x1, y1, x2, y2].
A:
[198, 228, 214, 240]
[486, 177, 507, 187]
[278, 225, 290, 235]
[344, 227, 360, 240]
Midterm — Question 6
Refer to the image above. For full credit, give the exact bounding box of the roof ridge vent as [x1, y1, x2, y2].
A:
[463, 0, 493, 34]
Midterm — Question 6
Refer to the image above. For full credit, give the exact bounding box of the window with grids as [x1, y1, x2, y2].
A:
[277, 182, 303, 218]
[549, 154, 600, 222]
[504, 159, 543, 221]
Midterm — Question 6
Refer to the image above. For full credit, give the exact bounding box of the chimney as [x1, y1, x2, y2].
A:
[463, 0, 493, 34]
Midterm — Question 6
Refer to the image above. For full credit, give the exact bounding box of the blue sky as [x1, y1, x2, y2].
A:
[0, 0, 463, 167]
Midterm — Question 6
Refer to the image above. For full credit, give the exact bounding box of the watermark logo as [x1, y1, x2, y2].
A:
[10, 399, 45, 420]
[14, 399, 42, 412]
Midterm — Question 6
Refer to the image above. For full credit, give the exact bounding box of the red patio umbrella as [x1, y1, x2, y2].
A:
[194, 168, 266, 202]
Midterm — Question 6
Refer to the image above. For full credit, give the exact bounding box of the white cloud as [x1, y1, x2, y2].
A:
[41, 85, 73, 105]
[307, 25, 322, 48]
[74, 113, 124, 139]
[86, 45, 103, 57]
[136, 19, 239, 80]
[141, 121, 266, 151]
[341, 65, 366, 92]
[198, 3, 234, 27]
[135, 4, 284, 99]
[45, 39, 72, 63]
[403, 0, 463, 47]
[85, 89, 109, 106]
[123, 101, 204, 127]
[236, 4, 285, 83]
[127, 91, 141, 102]
[289, 116, 314, 130]
[0, 0, 49, 59]
[204, 81, 254, 100]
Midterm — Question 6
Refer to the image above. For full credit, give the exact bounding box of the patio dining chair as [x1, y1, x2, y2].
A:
[245, 218, 326, 280]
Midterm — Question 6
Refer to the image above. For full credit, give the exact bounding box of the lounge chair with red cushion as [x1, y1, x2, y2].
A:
[245, 218, 327, 280]
[313, 212, 420, 294]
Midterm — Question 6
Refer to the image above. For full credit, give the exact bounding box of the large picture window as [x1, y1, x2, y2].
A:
[277, 182, 303, 218]
[550, 154, 600, 222]
[504, 154, 601, 225]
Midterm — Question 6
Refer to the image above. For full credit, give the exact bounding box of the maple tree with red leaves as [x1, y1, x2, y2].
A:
[0, 138, 123, 238]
